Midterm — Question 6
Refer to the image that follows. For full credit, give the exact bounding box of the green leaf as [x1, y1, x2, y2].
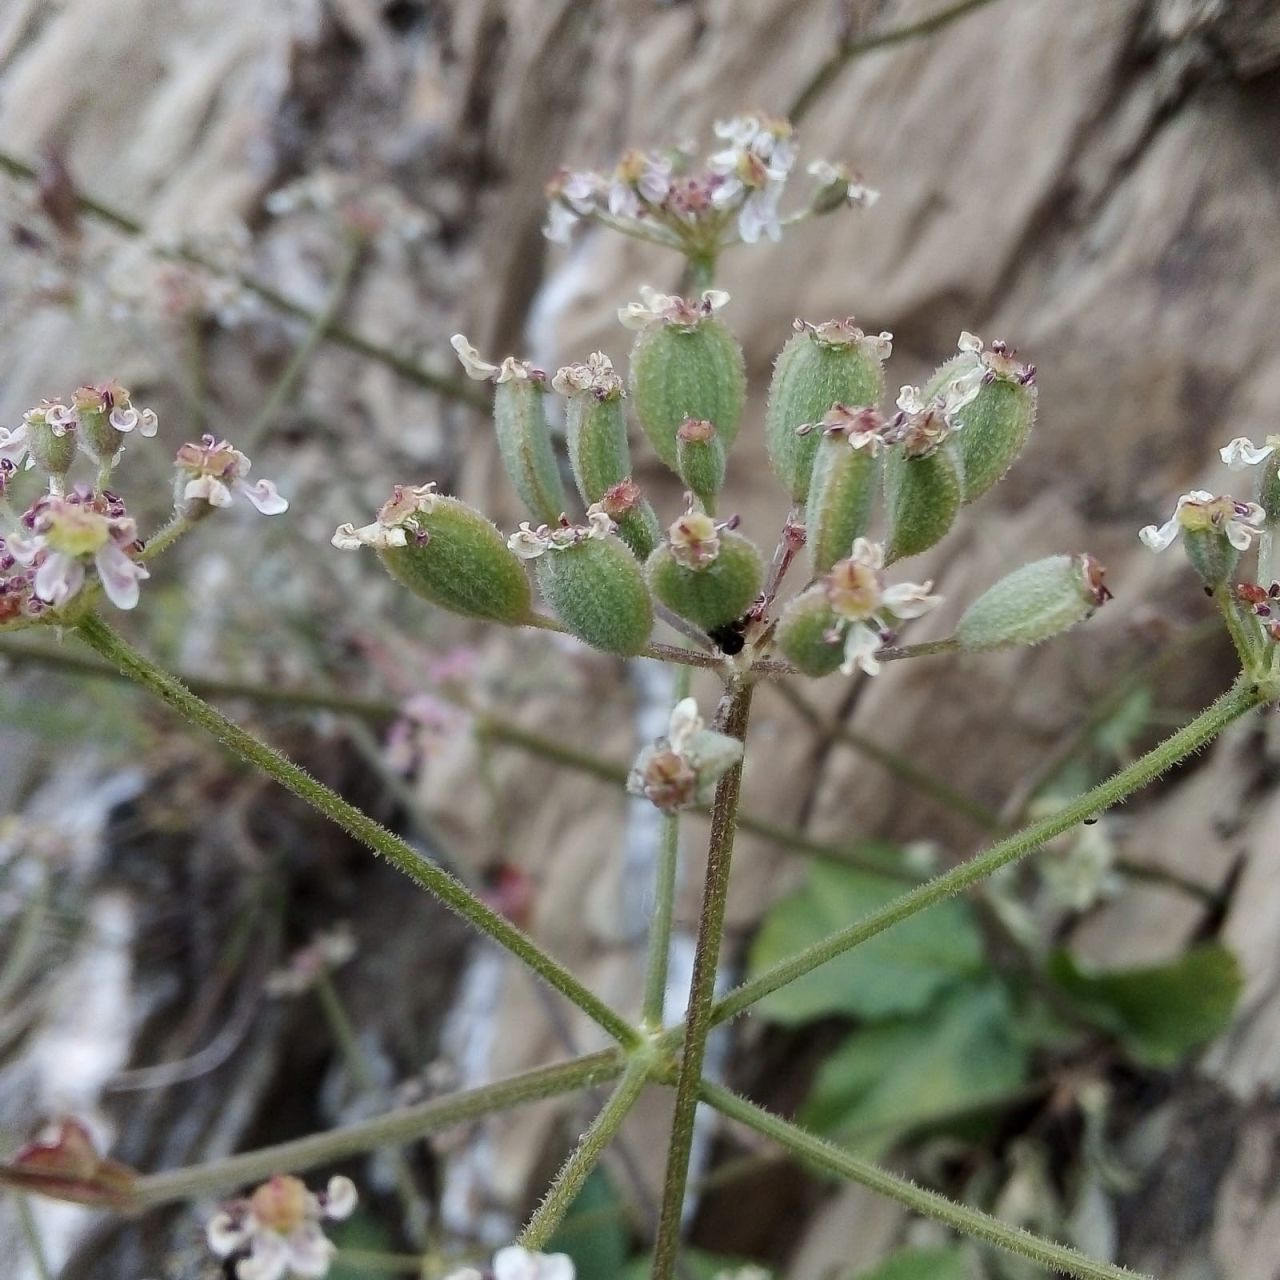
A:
[802, 981, 1028, 1160]
[848, 1245, 970, 1280]
[546, 1169, 629, 1280]
[746, 862, 985, 1024]
[1047, 943, 1242, 1068]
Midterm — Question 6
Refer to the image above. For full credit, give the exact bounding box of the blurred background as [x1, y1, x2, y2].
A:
[1, 1, 1279, 1277]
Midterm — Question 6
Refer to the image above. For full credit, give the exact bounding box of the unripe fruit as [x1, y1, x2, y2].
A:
[535, 535, 654, 656]
[883, 444, 963, 563]
[805, 408, 883, 573]
[598, 478, 661, 561]
[26, 413, 76, 479]
[766, 319, 891, 502]
[557, 355, 631, 507]
[493, 378, 567, 526]
[675, 419, 726, 512]
[629, 307, 745, 473]
[380, 496, 532, 624]
[775, 584, 844, 676]
[646, 527, 763, 631]
[956, 554, 1110, 651]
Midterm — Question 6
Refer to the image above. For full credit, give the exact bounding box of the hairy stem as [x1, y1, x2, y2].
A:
[73, 614, 640, 1048]
[708, 680, 1261, 1028]
[518, 1057, 651, 1250]
[133, 1052, 622, 1207]
[701, 1081, 1151, 1280]
[651, 679, 753, 1279]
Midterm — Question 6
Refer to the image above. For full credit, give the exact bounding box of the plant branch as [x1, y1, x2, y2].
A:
[700, 1081, 1151, 1280]
[518, 1057, 651, 1250]
[72, 615, 640, 1049]
[651, 679, 753, 1280]
[707, 680, 1262, 1029]
[132, 1051, 622, 1207]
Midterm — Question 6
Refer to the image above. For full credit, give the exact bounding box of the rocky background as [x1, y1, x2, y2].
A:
[1, 1, 1280, 1277]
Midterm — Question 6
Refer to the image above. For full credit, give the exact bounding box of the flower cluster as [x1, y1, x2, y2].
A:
[445, 1245, 574, 1280]
[508, 506, 615, 559]
[1, 381, 156, 477]
[551, 351, 625, 399]
[207, 1174, 357, 1280]
[885, 379, 980, 458]
[824, 538, 942, 675]
[628, 697, 745, 812]
[544, 114, 877, 250]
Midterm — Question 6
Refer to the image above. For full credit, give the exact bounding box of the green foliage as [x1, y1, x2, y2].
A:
[1048, 944, 1243, 1068]
[747, 862, 985, 1024]
[546, 1170, 630, 1280]
[847, 1245, 971, 1280]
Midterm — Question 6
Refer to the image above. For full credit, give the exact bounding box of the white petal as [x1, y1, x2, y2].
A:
[667, 697, 704, 754]
[185, 475, 233, 507]
[543, 202, 579, 246]
[95, 543, 148, 609]
[442, 1271, 484, 1280]
[840, 623, 882, 677]
[1138, 519, 1180, 551]
[234, 477, 289, 515]
[535, 1256, 576, 1280]
[849, 537, 885, 570]
[508, 525, 547, 559]
[958, 331, 983, 355]
[109, 406, 139, 433]
[206, 1212, 251, 1257]
[322, 1176, 357, 1219]
[34, 551, 85, 606]
[702, 289, 730, 313]
[1220, 436, 1275, 469]
[0, 422, 29, 462]
[331, 521, 406, 550]
[450, 334, 500, 381]
[882, 580, 941, 619]
[493, 1246, 538, 1280]
[895, 384, 926, 415]
[236, 1234, 291, 1280]
[283, 1223, 336, 1277]
[137, 408, 159, 437]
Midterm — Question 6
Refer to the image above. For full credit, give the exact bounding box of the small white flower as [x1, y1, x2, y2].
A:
[1139, 490, 1266, 553]
[72, 380, 158, 437]
[543, 200, 580, 245]
[0, 421, 30, 466]
[207, 1174, 356, 1280]
[551, 352, 623, 399]
[507, 522, 550, 559]
[450, 334, 536, 384]
[628, 696, 743, 813]
[955, 331, 1035, 386]
[176, 435, 288, 515]
[493, 1245, 576, 1280]
[667, 697, 704, 754]
[333, 483, 437, 551]
[1220, 436, 1278, 469]
[618, 286, 730, 330]
[890, 378, 977, 457]
[507, 505, 615, 559]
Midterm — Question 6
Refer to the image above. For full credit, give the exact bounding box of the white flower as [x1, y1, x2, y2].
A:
[73, 380, 158, 437]
[207, 1175, 356, 1280]
[507, 504, 615, 559]
[176, 435, 288, 515]
[618, 286, 730, 330]
[1220, 436, 1278, 469]
[628, 696, 743, 813]
[708, 115, 796, 243]
[667, 696, 704, 754]
[332, 483, 437, 550]
[450, 334, 536, 384]
[890, 377, 979, 457]
[9, 491, 149, 611]
[824, 538, 941, 676]
[551, 352, 623, 399]
[955, 331, 1035, 385]
[493, 1245, 576, 1280]
[1139, 490, 1266, 552]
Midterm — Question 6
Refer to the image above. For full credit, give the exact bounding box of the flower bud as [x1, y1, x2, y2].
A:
[675, 418, 726, 511]
[774, 583, 844, 676]
[533, 532, 654, 656]
[804, 406, 883, 573]
[493, 376, 568, 526]
[381, 495, 533, 623]
[556, 354, 630, 507]
[883, 445, 963, 563]
[646, 519, 763, 631]
[625, 290, 746, 473]
[599, 478, 661, 561]
[627, 697, 744, 812]
[927, 333, 1037, 502]
[765, 319, 891, 501]
[956, 554, 1111, 651]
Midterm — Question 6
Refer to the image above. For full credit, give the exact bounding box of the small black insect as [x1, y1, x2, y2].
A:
[708, 615, 749, 655]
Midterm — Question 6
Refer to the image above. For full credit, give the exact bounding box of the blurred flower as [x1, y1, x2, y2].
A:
[1221, 435, 1279, 470]
[207, 1174, 357, 1280]
[384, 692, 470, 773]
[957, 331, 1036, 386]
[265, 926, 358, 998]
[444, 1244, 575, 1280]
[450, 335, 541, 384]
[175, 435, 288, 515]
[628, 697, 744, 812]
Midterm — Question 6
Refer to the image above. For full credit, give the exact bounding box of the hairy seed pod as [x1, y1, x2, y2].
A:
[1183, 527, 1241, 588]
[883, 444, 963, 563]
[493, 378, 567, 525]
[559, 358, 631, 507]
[598, 478, 661, 561]
[805, 413, 883, 574]
[647, 529, 763, 631]
[379, 497, 532, 624]
[630, 317, 746, 473]
[956, 554, 1111, 651]
[775, 584, 844, 676]
[26, 417, 76, 479]
[675, 418, 726, 511]
[535, 535, 654, 655]
[765, 320, 890, 502]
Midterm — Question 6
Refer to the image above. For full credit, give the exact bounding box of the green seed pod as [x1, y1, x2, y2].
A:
[555, 354, 631, 507]
[493, 376, 567, 526]
[675, 419, 726, 512]
[598, 478, 661, 561]
[805, 407, 884, 574]
[625, 291, 746, 473]
[22, 407, 76, 479]
[883, 444, 963, 564]
[926, 334, 1037, 503]
[371, 492, 532, 624]
[956, 554, 1111, 652]
[775, 584, 844, 676]
[765, 319, 891, 502]
[646, 515, 763, 631]
[533, 532, 654, 656]
[1183, 527, 1240, 587]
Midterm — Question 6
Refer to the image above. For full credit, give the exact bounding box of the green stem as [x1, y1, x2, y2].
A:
[643, 667, 693, 1028]
[241, 236, 364, 452]
[700, 1081, 1150, 1280]
[1216, 586, 1262, 673]
[0, 148, 482, 408]
[519, 1057, 651, 1250]
[707, 680, 1261, 1029]
[133, 1051, 622, 1207]
[15, 1195, 53, 1280]
[139, 513, 194, 563]
[73, 614, 640, 1049]
[651, 679, 753, 1280]
[789, 0, 1004, 121]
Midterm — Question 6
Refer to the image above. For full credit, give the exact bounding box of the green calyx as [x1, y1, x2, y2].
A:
[379, 496, 533, 624]
[534, 534, 654, 656]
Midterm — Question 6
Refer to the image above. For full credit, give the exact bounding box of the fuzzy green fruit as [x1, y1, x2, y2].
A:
[883, 444, 963, 563]
[676, 419, 726, 512]
[647, 530, 763, 631]
[806, 425, 881, 574]
[494, 378, 567, 525]
[535, 535, 654, 655]
[775, 584, 844, 676]
[956, 554, 1110, 651]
